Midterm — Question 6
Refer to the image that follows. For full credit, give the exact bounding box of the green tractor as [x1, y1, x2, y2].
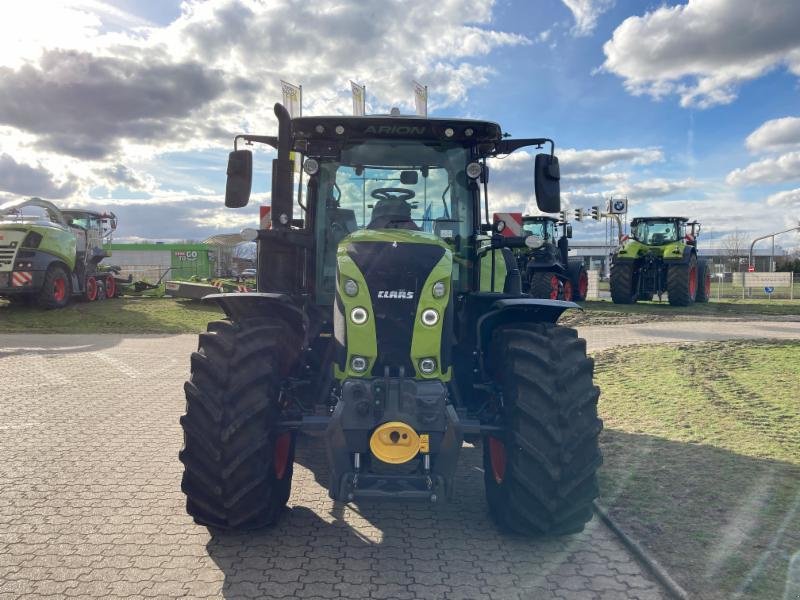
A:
[514, 215, 588, 301]
[0, 198, 119, 308]
[610, 216, 710, 306]
[179, 104, 602, 536]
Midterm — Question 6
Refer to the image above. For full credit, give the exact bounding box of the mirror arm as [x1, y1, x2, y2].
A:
[234, 134, 279, 151]
[493, 138, 554, 157]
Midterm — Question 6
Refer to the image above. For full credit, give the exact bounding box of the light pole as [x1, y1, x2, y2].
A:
[748, 226, 800, 272]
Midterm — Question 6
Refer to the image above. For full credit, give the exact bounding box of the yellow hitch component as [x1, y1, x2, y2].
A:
[370, 421, 420, 464]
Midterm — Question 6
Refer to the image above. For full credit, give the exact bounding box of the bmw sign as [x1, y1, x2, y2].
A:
[609, 199, 628, 214]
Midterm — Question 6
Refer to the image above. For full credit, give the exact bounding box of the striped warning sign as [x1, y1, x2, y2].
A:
[493, 212, 523, 237]
[11, 271, 32, 287]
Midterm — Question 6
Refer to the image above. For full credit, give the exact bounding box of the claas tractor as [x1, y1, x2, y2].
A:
[495, 214, 588, 301]
[610, 216, 710, 306]
[179, 103, 602, 536]
[0, 198, 119, 308]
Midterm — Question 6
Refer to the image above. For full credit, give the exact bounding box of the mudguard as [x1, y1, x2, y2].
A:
[203, 292, 308, 337]
[468, 295, 581, 375]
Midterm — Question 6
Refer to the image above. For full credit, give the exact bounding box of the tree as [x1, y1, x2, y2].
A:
[720, 229, 749, 271]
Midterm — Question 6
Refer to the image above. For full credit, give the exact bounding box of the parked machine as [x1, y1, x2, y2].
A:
[0, 198, 119, 308]
[495, 213, 588, 301]
[178, 104, 602, 536]
[610, 216, 710, 305]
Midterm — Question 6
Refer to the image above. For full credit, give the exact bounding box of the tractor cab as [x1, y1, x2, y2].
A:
[521, 215, 558, 241]
[629, 217, 689, 247]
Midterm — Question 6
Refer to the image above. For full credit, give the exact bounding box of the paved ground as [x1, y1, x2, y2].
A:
[1, 320, 798, 600]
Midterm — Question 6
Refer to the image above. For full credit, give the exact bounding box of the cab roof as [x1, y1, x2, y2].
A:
[631, 216, 689, 223]
[292, 115, 503, 145]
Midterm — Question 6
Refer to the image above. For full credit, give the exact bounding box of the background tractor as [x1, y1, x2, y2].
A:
[494, 213, 588, 301]
[0, 198, 120, 308]
[610, 216, 710, 306]
[179, 104, 602, 537]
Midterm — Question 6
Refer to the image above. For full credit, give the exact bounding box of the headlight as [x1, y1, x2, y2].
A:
[432, 281, 446, 298]
[303, 158, 319, 175]
[350, 307, 368, 324]
[343, 278, 359, 297]
[421, 308, 439, 326]
[419, 358, 437, 374]
[351, 356, 368, 373]
[466, 161, 482, 179]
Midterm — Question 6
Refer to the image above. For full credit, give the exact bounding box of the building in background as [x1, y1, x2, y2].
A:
[108, 243, 213, 282]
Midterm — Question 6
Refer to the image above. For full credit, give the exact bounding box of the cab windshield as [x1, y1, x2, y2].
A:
[314, 139, 475, 302]
[631, 220, 680, 245]
[522, 219, 556, 240]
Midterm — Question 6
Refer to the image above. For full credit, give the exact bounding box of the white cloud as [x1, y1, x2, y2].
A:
[0, 154, 79, 199]
[612, 178, 697, 199]
[558, 147, 663, 174]
[601, 0, 800, 108]
[767, 187, 800, 208]
[0, 0, 530, 241]
[726, 151, 800, 186]
[745, 116, 800, 153]
[560, 0, 615, 36]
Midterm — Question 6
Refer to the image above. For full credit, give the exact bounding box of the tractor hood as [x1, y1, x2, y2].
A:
[334, 229, 452, 381]
[617, 238, 687, 261]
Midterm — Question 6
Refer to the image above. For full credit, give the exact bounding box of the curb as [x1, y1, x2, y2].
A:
[593, 501, 690, 600]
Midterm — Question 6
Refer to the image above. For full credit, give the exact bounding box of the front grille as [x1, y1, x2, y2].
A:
[348, 241, 445, 376]
[0, 241, 19, 272]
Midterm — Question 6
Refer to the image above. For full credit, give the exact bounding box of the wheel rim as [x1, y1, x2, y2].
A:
[53, 277, 66, 302]
[86, 277, 97, 301]
[563, 280, 573, 301]
[105, 275, 116, 298]
[273, 432, 292, 480]
[688, 264, 697, 298]
[549, 275, 559, 300]
[579, 271, 588, 298]
[488, 437, 507, 484]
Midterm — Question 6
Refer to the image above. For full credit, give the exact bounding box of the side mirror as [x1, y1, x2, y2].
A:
[225, 150, 253, 208]
[400, 170, 418, 185]
[534, 153, 560, 213]
[566, 224, 573, 238]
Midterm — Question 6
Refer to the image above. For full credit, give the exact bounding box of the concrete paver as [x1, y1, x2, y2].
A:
[5, 319, 796, 599]
[0, 333, 671, 599]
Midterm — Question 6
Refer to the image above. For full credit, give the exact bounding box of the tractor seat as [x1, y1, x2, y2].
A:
[368, 198, 419, 230]
[651, 233, 665, 244]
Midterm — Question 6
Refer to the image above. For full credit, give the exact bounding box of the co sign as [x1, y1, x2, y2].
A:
[175, 250, 199, 262]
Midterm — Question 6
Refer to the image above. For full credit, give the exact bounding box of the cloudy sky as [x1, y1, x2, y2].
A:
[1, 0, 799, 249]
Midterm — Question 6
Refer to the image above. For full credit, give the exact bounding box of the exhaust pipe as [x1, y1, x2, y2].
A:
[271, 102, 294, 229]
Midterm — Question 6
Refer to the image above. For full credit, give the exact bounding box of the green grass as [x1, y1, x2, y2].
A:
[0, 296, 223, 333]
[561, 297, 800, 326]
[595, 340, 800, 600]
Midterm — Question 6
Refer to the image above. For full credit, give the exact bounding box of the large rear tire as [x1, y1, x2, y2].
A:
[695, 260, 711, 303]
[528, 271, 561, 300]
[610, 262, 637, 304]
[483, 323, 602, 536]
[179, 317, 299, 530]
[667, 254, 697, 306]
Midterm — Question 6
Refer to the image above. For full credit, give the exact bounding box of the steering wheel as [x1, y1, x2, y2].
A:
[370, 188, 416, 202]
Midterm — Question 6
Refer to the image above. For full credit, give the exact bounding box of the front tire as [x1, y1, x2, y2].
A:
[528, 271, 560, 300]
[179, 317, 299, 530]
[37, 265, 71, 309]
[483, 323, 602, 536]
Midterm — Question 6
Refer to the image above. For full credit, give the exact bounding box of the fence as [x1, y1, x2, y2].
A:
[115, 263, 210, 285]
